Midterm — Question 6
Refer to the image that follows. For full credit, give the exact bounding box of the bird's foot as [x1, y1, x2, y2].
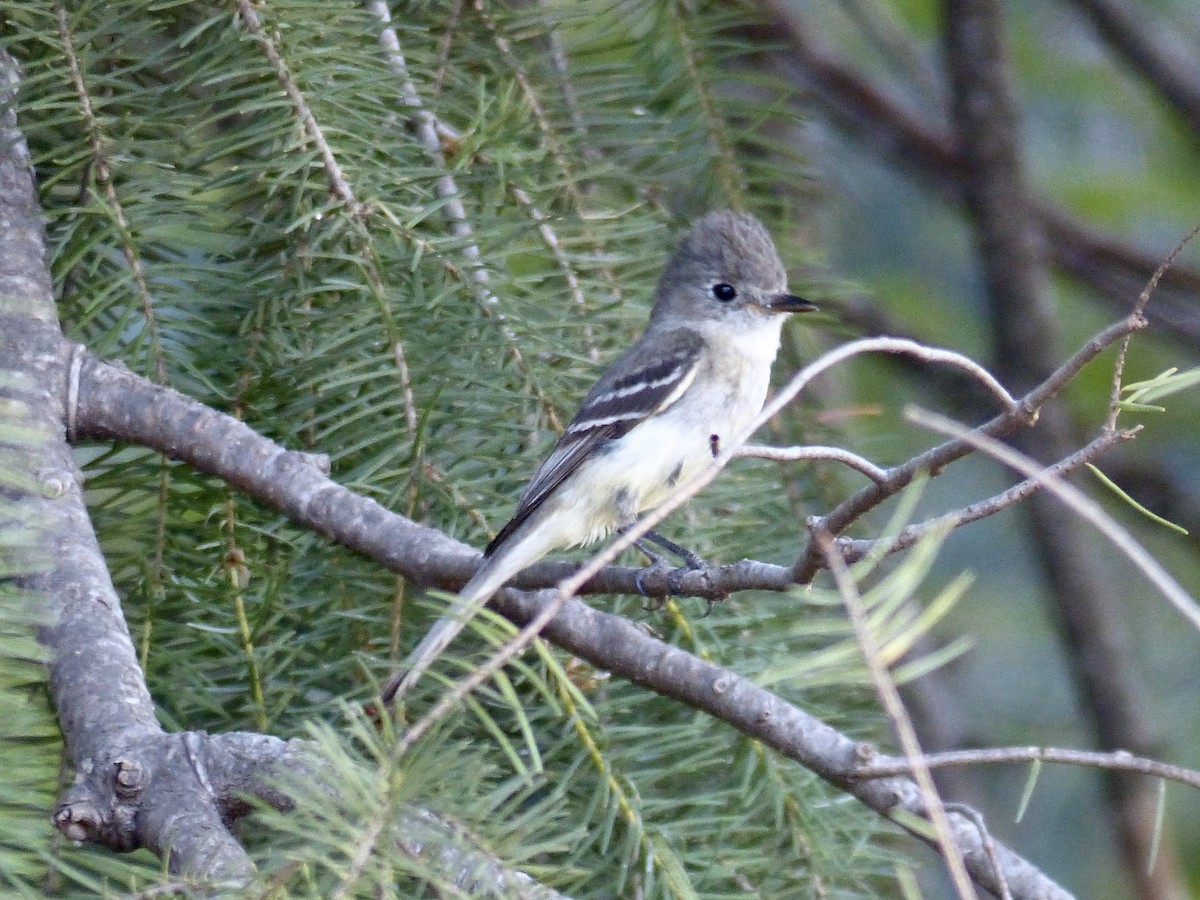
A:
[634, 556, 673, 605]
[640, 529, 707, 571]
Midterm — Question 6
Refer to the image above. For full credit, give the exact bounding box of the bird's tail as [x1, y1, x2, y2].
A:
[382, 525, 553, 704]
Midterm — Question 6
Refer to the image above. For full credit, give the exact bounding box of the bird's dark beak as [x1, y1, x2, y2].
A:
[766, 293, 817, 314]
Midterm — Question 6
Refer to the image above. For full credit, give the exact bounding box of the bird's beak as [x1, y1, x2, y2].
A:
[765, 293, 817, 314]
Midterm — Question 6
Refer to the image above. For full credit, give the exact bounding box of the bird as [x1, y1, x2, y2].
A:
[383, 210, 815, 703]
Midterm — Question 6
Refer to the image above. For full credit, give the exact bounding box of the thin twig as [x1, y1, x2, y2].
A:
[761, 337, 1018, 427]
[736, 443, 889, 483]
[833, 427, 1140, 564]
[816, 530, 978, 900]
[792, 314, 1146, 583]
[857, 745, 1200, 792]
[908, 407, 1200, 632]
[1105, 220, 1200, 431]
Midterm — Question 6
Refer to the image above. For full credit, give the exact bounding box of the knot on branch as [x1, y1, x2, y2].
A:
[53, 797, 102, 844]
[114, 757, 148, 799]
[54, 769, 141, 851]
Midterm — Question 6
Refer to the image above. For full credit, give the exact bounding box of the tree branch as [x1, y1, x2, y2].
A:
[0, 48, 254, 884]
[790, 313, 1146, 583]
[736, 443, 889, 483]
[833, 426, 1140, 565]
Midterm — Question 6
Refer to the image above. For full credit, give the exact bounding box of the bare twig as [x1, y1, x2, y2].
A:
[857, 745, 1200, 792]
[760, 337, 1018, 426]
[816, 530, 977, 900]
[1106, 220, 1200, 430]
[833, 426, 1139, 564]
[792, 313, 1146, 583]
[908, 407, 1200, 632]
[735, 443, 889, 483]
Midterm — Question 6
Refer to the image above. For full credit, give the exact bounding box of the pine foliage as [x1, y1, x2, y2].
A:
[0, 1, 943, 895]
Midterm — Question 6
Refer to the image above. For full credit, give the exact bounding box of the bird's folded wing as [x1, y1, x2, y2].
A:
[484, 328, 705, 556]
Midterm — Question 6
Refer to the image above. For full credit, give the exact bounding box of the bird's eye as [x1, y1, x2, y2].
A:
[711, 283, 737, 302]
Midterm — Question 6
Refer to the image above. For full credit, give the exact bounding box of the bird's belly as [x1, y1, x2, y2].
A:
[544, 358, 769, 548]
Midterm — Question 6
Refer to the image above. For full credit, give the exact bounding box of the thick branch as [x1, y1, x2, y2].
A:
[0, 48, 252, 883]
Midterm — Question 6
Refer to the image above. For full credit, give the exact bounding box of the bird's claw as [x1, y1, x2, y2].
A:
[635, 557, 673, 604]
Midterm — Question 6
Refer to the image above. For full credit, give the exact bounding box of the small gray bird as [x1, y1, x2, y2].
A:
[385, 210, 814, 702]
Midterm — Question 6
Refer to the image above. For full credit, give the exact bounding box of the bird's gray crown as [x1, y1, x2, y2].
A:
[651, 210, 788, 321]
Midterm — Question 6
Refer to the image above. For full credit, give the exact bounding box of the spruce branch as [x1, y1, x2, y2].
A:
[367, 0, 498, 307]
[368, 0, 582, 432]
[666, 0, 745, 205]
[482, 575, 1073, 898]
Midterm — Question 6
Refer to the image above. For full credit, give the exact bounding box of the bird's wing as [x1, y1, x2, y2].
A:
[484, 327, 705, 556]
